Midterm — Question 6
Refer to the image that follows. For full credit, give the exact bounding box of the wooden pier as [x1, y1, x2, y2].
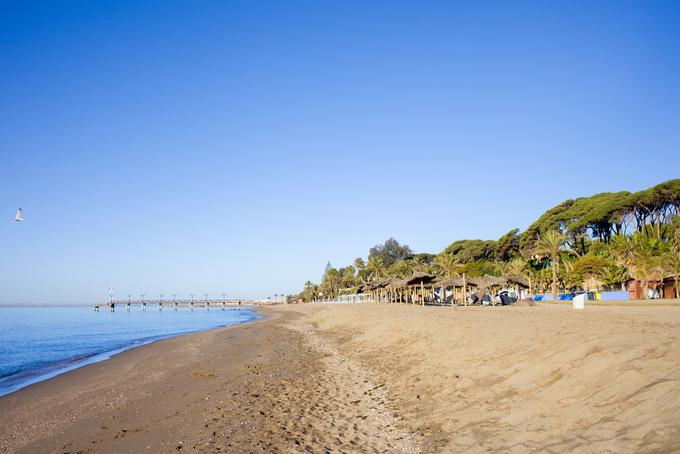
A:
[94, 299, 246, 312]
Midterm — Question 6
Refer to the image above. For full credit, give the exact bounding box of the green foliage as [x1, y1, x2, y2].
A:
[572, 256, 610, 277]
[369, 238, 413, 267]
[504, 258, 528, 278]
[412, 253, 436, 266]
[533, 230, 567, 299]
[443, 239, 497, 263]
[521, 179, 680, 251]
[520, 200, 575, 251]
[299, 180, 680, 299]
[565, 256, 610, 289]
[339, 266, 356, 289]
[367, 256, 386, 280]
[495, 229, 521, 261]
[434, 253, 462, 278]
[459, 260, 498, 277]
[668, 215, 680, 252]
[301, 281, 318, 302]
[386, 259, 412, 278]
[599, 264, 629, 288]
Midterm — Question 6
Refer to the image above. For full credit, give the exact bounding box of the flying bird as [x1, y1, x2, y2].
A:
[10, 208, 23, 223]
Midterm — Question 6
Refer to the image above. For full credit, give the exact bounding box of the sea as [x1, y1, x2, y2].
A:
[0, 305, 259, 397]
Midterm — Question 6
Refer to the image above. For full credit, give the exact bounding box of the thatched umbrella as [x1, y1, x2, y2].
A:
[402, 272, 437, 286]
[478, 275, 506, 289]
[466, 275, 506, 306]
[365, 278, 393, 303]
[506, 275, 529, 288]
[386, 278, 409, 304]
[503, 275, 530, 300]
[436, 276, 475, 306]
[401, 272, 437, 306]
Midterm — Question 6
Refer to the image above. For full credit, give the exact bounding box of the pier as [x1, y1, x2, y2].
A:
[94, 299, 244, 312]
[94, 299, 283, 311]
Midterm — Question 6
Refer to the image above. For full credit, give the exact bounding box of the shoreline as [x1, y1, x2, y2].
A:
[2, 303, 680, 452]
[0, 307, 261, 399]
[0, 307, 416, 453]
[0, 311, 276, 453]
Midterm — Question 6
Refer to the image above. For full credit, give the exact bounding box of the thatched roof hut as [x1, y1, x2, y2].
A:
[387, 278, 409, 290]
[436, 275, 507, 289]
[364, 278, 392, 291]
[477, 275, 506, 288]
[436, 277, 467, 288]
[505, 275, 529, 288]
[403, 272, 437, 287]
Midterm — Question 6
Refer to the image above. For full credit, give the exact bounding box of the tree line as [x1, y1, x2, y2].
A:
[298, 179, 680, 302]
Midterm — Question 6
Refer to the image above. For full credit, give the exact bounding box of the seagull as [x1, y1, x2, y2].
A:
[10, 208, 23, 223]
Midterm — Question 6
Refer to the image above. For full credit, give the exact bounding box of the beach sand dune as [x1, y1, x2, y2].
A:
[1, 303, 680, 453]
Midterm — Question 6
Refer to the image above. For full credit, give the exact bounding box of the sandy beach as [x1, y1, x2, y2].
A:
[1, 303, 680, 453]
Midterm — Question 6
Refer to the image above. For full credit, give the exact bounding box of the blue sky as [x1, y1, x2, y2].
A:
[1, 1, 679, 303]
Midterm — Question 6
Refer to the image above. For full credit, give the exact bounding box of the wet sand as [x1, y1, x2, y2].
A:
[2, 303, 680, 453]
[0, 309, 416, 454]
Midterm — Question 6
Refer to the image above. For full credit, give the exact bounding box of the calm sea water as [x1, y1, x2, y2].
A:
[0, 305, 259, 397]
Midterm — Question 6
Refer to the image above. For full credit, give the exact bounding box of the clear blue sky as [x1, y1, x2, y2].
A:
[1, 1, 679, 303]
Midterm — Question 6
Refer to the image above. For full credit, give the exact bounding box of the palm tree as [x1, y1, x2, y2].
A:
[533, 230, 567, 301]
[599, 264, 629, 291]
[561, 257, 576, 290]
[367, 256, 385, 280]
[671, 226, 680, 254]
[302, 281, 317, 302]
[340, 267, 357, 289]
[664, 251, 680, 299]
[505, 257, 533, 295]
[614, 233, 669, 299]
[409, 256, 428, 274]
[504, 258, 526, 276]
[629, 255, 656, 299]
[434, 253, 461, 279]
[387, 259, 411, 278]
[537, 268, 551, 294]
[611, 234, 646, 274]
[322, 268, 341, 299]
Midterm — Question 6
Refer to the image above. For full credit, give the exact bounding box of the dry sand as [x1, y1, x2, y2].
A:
[1, 303, 680, 453]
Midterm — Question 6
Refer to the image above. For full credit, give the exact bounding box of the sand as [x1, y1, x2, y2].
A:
[1, 303, 680, 453]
